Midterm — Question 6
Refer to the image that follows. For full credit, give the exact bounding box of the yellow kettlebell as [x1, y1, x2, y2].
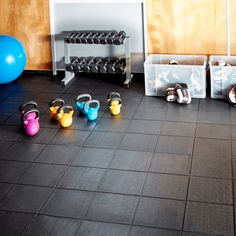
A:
[107, 92, 122, 116]
[49, 98, 65, 119]
[56, 105, 74, 128]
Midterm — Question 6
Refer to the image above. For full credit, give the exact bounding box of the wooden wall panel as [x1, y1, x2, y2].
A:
[0, 0, 51, 70]
[147, 0, 236, 55]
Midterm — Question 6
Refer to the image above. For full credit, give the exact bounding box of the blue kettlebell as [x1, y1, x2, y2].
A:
[83, 100, 100, 121]
[75, 94, 92, 114]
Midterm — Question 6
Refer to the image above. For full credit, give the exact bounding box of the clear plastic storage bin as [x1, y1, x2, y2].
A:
[144, 54, 207, 98]
[210, 56, 236, 99]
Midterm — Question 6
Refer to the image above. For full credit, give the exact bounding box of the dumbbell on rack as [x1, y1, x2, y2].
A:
[114, 31, 126, 45]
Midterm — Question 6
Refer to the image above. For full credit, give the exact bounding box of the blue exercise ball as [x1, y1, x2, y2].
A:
[0, 35, 26, 84]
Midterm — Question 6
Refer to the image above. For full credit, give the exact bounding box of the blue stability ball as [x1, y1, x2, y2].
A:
[0, 35, 26, 84]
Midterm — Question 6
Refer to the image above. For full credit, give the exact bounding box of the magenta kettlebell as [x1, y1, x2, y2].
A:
[22, 109, 40, 136]
[19, 101, 40, 136]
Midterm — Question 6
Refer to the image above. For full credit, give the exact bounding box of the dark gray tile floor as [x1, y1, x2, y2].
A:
[0, 74, 235, 236]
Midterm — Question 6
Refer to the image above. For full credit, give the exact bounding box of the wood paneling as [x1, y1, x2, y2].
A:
[147, 0, 236, 55]
[0, 0, 51, 70]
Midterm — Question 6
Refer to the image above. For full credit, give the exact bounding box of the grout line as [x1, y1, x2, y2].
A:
[181, 98, 200, 235]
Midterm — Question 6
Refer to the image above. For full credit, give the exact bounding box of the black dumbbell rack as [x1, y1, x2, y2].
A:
[61, 30, 133, 88]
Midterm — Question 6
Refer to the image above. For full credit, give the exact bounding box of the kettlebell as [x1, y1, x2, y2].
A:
[19, 101, 38, 114]
[56, 105, 74, 128]
[49, 98, 65, 119]
[83, 100, 100, 121]
[21, 109, 40, 136]
[107, 92, 122, 116]
[75, 94, 92, 114]
[19, 101, 40, 136]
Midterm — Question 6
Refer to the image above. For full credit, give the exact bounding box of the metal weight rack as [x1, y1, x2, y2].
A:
[61, 31, 133, 88]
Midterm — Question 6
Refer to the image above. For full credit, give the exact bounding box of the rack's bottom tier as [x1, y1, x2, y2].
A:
[65, 56, 126, 74]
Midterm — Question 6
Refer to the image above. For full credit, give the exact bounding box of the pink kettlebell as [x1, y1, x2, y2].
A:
[22, 109, 40, 136]
[19, 101, 40, 136]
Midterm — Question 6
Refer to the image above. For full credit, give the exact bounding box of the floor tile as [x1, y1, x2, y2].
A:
[0, 211, 35, 236]
[19, 163, 67, 187]
[0, 185, 52, 213]
[198, 111, 231, 125]
[0, 125, 21, 141]
[161, 122, 196, 137]
[3, 113, 21, 126]
[0, 140, 13, 157]
[231, 125, 236, 140]
[188, 176, 232, 204]
[84, 131, 123, 149]
[94, 118, 130, 132]
[133, 197, 185, 230]
[59, 166, 106, 191]
[110, 150, 153, 171]
[18, 128, 58, 144]
[50, 130, 90, 146]
[2, 143, 45, 162]
[194, 138, 231, 159]
[182, 232, 209, 236]
[72, 147, 115, 168]
[165, 109, 198, 123]
[39, 114, 60, 129]
[68, 115, 99, 131]
[0, 183, 13, 200]
[0, 160, 30, 182]
[120, 133, 158, 152]
[191, 156, 232, 178]
[134, 107, 167, 121]
[199, 98, 229, 112]
[196, 124, 231, 140]
[130, 226, 181, 236]
[99, 169, 146, 195]
[42, 189, 94, 218]
[127, 120, 163, 135]
[35, 145, 80, 165]
[103, 105, 137, 119]
[86, 192, 138, 224]
[149, 153, 191, 175]
[142, 173, 188, 200]
[233, 141, 236, 157]
[0, 113, 11, 125]
[155, 136, 194, 155]
[139, 96, 167, 109]
[76, 220, 130, 236]
[33, 92, 62, 103]
[184, 202, 234, 236]
[230, 108, 236, 125]
[25, 215, 81, 236]
[0, 101, 22, 113]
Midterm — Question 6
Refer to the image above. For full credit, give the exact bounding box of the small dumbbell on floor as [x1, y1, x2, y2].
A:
[166, 83, 191, 104]
[107, 92, 122, 115]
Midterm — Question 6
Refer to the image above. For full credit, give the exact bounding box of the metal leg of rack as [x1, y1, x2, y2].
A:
[123, 36, 133, 88]
[61, 42, 75, 86]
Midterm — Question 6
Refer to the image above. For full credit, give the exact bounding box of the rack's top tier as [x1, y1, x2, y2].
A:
[64, 30, 127, 45]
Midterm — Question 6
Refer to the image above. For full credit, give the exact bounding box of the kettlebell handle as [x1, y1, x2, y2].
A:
[49, 98, 65, 108]
[107, 92, 121, 100]
[109, 97, 122, 107]
[76, 94, 92, 102]
[19, 101, 38, 114]
[84, 100, 100, 111]
[57, 105, 74, 114]
[22, 109, 40, 121]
